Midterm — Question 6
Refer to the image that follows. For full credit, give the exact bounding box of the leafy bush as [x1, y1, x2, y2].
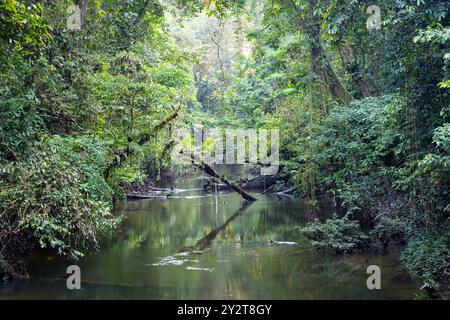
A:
[0, 135, 120, 262]
[370, 216, 406, 247]
[401, 228, 450, 289]
[0, 0, 52, 61]
[299, 216, 369, 254]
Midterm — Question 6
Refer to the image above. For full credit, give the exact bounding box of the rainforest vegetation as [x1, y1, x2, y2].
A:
[0, 0, 449, 298]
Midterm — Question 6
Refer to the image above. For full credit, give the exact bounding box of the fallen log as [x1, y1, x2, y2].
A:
[275, 185, 300, 195]
[193, 161, 257, 201]
[238, 175, 277, 189]
[126, 194, 168, 200]
[262, 185, 275, 194]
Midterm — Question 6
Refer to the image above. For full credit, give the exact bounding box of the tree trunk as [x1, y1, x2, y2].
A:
[289, 0, 354, 104]
[105, 107, 180, 178]
[338, 43, 379, 97]
[194, 161, 257, 201]
[138, 106, 180, 145]
[308, 0, 354, 104]
[77, 0, 87, 29]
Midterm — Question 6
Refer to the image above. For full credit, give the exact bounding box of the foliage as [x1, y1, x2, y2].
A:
[0, 0, 197, 277]
[201, 0, 450, 291]
[370, 217, 406, 247]
[0, 0, 52, 62]
[401, 228, 450, 289]
[0, 135, 119, 261]
[299, 216, 369, 254]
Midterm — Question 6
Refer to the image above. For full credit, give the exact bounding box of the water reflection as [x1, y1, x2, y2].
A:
[0, 189, 417, 299]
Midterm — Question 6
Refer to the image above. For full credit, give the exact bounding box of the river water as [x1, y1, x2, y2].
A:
[0, 176, 417, 299]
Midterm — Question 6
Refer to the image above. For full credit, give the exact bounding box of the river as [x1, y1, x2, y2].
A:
[0, 175, 417, 299]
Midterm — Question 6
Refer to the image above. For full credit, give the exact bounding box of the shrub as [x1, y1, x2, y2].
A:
[299, 216, 369, 254]
[401, 228, 450, 289]
[370, 216, 406, 247]
[0, 135, 121, 265]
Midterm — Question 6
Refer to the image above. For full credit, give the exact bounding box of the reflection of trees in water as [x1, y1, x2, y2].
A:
[189, 201, 253, 251]
[192, 196, 329, 248]
[112, 195, 335, 256]
[113, 197, 249, 252]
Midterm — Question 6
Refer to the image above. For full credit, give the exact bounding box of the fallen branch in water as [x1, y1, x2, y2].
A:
[193, 161, 257, 201]
[263, 185, 275, 194]
[275, 185, 300, 195]
[237, 175, 277, 190]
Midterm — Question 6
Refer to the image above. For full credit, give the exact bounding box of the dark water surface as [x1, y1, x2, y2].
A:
[0, 177, 417, 299]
